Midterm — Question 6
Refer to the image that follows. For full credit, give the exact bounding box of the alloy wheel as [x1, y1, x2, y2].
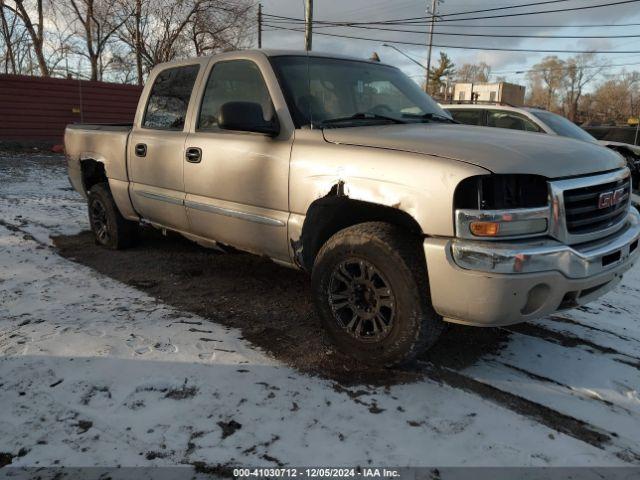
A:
[90, 198, 110, 244]
[328, 258, 396, 342]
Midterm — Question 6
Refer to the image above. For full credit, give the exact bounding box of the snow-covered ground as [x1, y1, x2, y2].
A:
[1, 152, 640, 469]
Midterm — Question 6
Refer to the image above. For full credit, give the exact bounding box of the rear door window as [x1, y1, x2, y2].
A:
[487, 110, 540, 132]
[449, 109, 484, 126]
[143, 65, 200, 130]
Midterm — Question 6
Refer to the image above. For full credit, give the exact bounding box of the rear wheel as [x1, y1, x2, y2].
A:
[87, 183, 138, 249]
[312, 222, 443, 367]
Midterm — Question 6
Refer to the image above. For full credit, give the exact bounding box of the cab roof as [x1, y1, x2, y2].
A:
[158, 49, 385, 69]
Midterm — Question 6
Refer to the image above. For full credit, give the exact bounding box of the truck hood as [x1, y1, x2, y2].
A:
[322, 123, 625, 178]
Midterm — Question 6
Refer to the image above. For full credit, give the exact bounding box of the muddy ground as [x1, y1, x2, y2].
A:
[53, 230, 639, 453]
[53, 228, 509, 385]
[4, 152, 640, 464]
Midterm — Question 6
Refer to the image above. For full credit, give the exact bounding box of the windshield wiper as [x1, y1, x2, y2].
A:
[403, 112, 459, 124]
[320, 112, 407, 127]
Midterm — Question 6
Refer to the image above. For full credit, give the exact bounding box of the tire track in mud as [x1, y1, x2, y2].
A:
[418, 361, 640, 463]
[503, 323, 640, 368]
[492, 361, 634, 415]
[0, 218, 49, 247]
[548, 315, 637, 343]
[0, 221, 53, 354]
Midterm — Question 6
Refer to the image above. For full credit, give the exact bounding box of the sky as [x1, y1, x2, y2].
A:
[259, 0, 640, 87]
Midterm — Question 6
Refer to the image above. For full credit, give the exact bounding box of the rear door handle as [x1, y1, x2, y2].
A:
[135, 143, 147, 157]
[185, 147, 202, 163]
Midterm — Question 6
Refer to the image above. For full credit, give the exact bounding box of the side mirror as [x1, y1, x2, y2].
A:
[217, 101, 280, 137]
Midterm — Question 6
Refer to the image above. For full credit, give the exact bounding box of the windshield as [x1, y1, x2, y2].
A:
[530, 110, 597, 143]
[270, 55, 450, 128]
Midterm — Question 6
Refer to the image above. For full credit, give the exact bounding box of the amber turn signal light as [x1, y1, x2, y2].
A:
[469, 221, 500, 237]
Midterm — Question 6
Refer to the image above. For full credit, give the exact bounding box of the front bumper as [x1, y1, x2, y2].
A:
[423, 209, 640, 327]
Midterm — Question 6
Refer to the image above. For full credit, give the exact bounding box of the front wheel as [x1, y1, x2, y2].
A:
[87, 183, 138, 249]
[311, 222, 443, 367]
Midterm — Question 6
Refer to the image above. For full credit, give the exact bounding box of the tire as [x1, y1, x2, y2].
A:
[87, 183, 138, 250]
[312, 222, 444, 367]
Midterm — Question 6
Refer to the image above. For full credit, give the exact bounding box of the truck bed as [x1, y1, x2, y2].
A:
[64, 123, 133, 199]
[66, 123, 133, 132]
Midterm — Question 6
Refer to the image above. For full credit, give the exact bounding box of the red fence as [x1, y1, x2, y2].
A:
[0, 74, 143, 145]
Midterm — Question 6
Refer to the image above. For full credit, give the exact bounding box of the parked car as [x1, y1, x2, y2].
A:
[65, 50, 640, 366]
[443, 103, 640, 193]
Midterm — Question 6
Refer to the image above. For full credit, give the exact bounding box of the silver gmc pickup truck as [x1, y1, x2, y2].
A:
[65, 50, 640, 366]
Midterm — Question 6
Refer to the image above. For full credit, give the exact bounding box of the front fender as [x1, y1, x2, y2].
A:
[289, 130, 489, 237]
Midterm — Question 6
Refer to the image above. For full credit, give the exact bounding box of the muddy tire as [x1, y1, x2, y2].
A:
[312, 222, 444, 367]
[87, 183, 138, 250]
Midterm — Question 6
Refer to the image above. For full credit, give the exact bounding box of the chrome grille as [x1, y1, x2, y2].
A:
[564, 177, 630, 235]
[549, 169, 632, 245]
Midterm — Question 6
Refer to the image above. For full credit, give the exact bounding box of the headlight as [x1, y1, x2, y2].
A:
[457, 208, 549, 239]
[454, 174, 550, 240]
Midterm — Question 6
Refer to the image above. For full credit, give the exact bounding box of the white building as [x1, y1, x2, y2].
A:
[452, 82, 526, 106]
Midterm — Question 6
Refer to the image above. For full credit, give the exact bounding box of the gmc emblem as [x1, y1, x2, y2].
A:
[598, 188, 626, 209]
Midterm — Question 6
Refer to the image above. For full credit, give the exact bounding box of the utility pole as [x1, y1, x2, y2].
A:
[445, 75, 450, 102]
[64, 45, 70, 79]
[631, 92, 639, 146]
[425, 0, 437, 93]
[304, 0, 313, 51]
[257, 3, 262, 48]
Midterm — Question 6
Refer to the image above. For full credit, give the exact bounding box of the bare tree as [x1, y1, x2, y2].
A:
[117, 0, 205, 84]
[115, 0, 146, 84]
[591, 72, 640, 123]
[116, 0, 253, 85]
[2, 0, 49, 75]
[116, 0, 200, 80]
[107, 43, 138, 84]
[456, 62, 491, 83]
[2, 0, 254, 82]
[527, 56, 565, 110]
[132, 0, 143, 84]
[187, 1, 254, 56]
[143, 0, 204, 65]
[563, 53, 605, 122]
[0, 0, 18, 73]
[60, 0, 130, 81]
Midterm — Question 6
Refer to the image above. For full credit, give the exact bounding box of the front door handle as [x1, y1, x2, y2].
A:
[185, 147, 202, 163]
[135, 143, 147, 157]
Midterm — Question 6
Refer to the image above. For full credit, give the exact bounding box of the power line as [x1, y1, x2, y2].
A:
[267, 20, 640, 39]
[492, 61, 640, 75]
[434, 0, 574, 18]
[334, 0, 417, 18]
[398, 22, 640, 28]
[265, 17, 640, 29]
[313, 0, 575, 23]
[263, 0, 640, 27]
[262, 24, 640, 54]
[387, 0, 640, 25]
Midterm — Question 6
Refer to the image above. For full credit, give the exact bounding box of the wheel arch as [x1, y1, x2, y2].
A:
[80, 156, 139, 221]
[604, 144, 640, 184]
[294, 182, 424, 271]
[80, 158, 108, 194]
